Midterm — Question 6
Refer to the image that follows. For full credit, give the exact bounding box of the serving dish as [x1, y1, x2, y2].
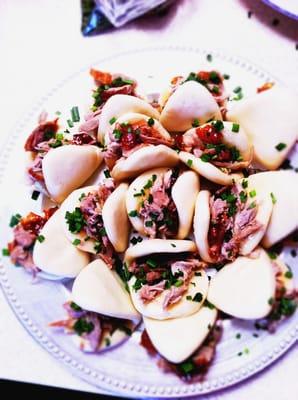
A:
[0, 46, 297, 398]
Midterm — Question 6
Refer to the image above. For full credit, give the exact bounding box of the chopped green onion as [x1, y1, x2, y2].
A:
[147, 117, 155, 127]
[105, 338, 111, 347]
[145, 220, 153, 227]
[204, 299, 215, 309]
[2, 248, 10, 256]
[195, 272, 202, 276]
[223, 74, 230, 80]
[206, 54, 212, 62]
[213, 120, 224, 131]
[239, 191, 247, 203]
[187, 159, 193, 167]
[71, 106, 80, 122]
[104, 169, 111, 178]
[236, 333, 241, 339]
[275, 142, 286, 151]
[109, 117, 116, 125]
[233, 86, 242, 94]
[285, 270, 293, 279]
[180, 361, 195, 374]
[270, 192, 277, 204]
[55, 111, 61, 116]
[192, 292, 203, 302]
[212, 85, 219, 94]
[200, 154, 211, 162]
[72, 239, 81, 246]
[249, 189, 256, 198]
[171, 243, 176, 248]
[174, 279, 183, 287]
[56, 133, 64, 141]
[79, 193, 86, 201]
[186, 295, 192, 301]
[192, 118, 199, 127]
[67, 119, 74, 128]
[268, 297, 274, 305]
[113, 129, 122, 140]
[232, 123, 240, 133]
[248, 201, 256, 209]
[9, 214, 22, 228]
[37, 235, 45, 243]
[31, 190, 40, 201]
[242, 179, 248, 189]
[128, 210, 138, 217]
[268, 251, 277, 260]
[65, 208, 85, 233]
[70, 302, 82, 311]
[73, 318, 94, 335]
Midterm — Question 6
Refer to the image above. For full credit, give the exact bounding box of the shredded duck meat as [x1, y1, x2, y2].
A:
[50, 301, 132, 352]
[141, 320, 222, 381]
[104, 120, 174, 170]
[208, 184, 263, 263]
[8, 208, 57, 275]
[137, 169, 179, 239]
[129, 254, 206, 308]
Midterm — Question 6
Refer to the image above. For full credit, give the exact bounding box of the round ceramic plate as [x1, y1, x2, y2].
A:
[262, 0, 298, 20]
[0, 47, 297, 398]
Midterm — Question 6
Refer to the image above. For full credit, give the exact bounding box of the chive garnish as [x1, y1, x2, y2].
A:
[31, 190, 40, 201]
[192, 118, 199, 127]
[128, 210, 138, 217]
[37, 235, 45, 243]
[2, 248, 10, 256]
[275, 142, 286, 151]
[232, 123, 240, 133]
[147, 117, 155, 127]
[187, 159, 193, 167]
[109, 117, 116, 125]
[9, 214, 22, 228]
[270, 192, 277, 204]
[71, 106, 80, 122]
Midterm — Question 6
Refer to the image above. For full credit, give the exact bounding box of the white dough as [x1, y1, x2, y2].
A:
[33, 209, 89, 278]
[144, 306, 217, 363]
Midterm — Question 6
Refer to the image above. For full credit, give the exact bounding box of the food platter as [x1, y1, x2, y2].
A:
[0, 46, 297, 397]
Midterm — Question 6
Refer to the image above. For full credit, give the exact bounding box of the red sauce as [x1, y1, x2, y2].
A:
[89, 68, 112, 85]
[197, 71, 211, 81]
[72, 133, 95, 145]
[20, 208, 57, 235]
[196, 124, 223, 144]
[208, 213, 229, 259]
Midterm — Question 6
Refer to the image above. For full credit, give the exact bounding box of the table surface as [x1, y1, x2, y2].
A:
[0, 0, 297, 398]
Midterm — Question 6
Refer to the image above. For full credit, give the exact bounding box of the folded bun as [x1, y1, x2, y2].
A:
[111, 145, 179, 181]
[143, 306, 217, 363]
[126, 168, 199, 239]
[42, 145, 103, 203]
[33, 209, 89, 278]
[207, 248, 276, 319]
[179, 121, 251, 185]
[60, 183, 129, 254]
[246, 170, 298, 248]
[124, 239, 208, 320]
[227, 86, 298, 170]
[124, 238, 197, 264]
[98, 95, 160, 143]
[193, 184, 273, 263]
[72, 259, 141, 322]
[160, 81, 222, 132]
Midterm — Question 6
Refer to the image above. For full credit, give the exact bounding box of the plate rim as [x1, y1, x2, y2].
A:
[262, 0, 298, 20]
[0, 45, 297, 398]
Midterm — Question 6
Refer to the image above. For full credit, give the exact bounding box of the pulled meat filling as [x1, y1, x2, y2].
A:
[255, 261, 297, 333]
[208, 184, 262, 263]
[141, 319, 222, 381]
[128, 253, 206, 308]
[180, 121, 245, 169]
[136, 169, 179, 238]
[50, 301, 132, 352]
[104, 120, 174, 170]
[90, 69, 137, 111]
[8, 208, 57, 275]
[65, 179, 116, 268]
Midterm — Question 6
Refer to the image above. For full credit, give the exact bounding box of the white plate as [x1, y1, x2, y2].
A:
[0, 46, 297, 398]
[262, 0, 298, 20]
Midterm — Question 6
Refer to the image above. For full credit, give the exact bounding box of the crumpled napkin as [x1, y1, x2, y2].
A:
[81, 0, 175, 36]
